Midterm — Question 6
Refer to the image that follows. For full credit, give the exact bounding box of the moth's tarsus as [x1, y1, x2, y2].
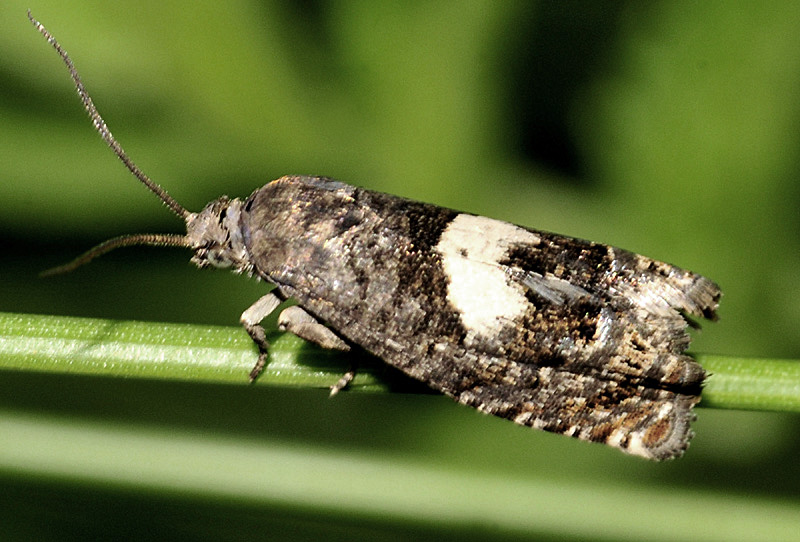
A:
[329, 368, 357, 397]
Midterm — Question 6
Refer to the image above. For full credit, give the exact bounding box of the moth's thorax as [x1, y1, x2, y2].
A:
[239, 175, 363, 279]
[186, 196, 252, 274]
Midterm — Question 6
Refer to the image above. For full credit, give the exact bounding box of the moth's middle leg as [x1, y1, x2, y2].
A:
[278, 305, 355, 395]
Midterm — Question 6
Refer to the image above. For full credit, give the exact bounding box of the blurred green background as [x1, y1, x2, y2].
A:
[1, 1, 800, 540]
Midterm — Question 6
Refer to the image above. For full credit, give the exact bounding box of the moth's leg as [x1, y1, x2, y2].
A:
[278, 306, 350, 350]
[278, 305, 355, 395]
[241, 292, 284, 382]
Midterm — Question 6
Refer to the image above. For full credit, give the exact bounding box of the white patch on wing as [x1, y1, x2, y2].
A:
[436, 214, 539, 340]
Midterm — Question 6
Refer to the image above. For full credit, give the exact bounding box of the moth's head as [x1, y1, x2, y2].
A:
[40, 196, 252, 278]
[186, 196, 251, 274]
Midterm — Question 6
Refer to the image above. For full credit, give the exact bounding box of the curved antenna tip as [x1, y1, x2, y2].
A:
[29, 10, 192, 221]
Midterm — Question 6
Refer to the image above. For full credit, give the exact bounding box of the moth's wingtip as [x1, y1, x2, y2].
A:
[696, 277, 722, 315]
[675, 273, 722, 323]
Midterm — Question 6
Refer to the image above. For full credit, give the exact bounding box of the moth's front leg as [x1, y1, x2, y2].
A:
[278, 306, 355, 395]
[241, 292, 284, 382]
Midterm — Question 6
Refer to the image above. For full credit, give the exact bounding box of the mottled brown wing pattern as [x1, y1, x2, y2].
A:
[31, 7, 720, 464]
[246, 177, 720, 459]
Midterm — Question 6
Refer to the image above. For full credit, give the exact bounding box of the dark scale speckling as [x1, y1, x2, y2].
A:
[244, 177, 468, 366]
[33, 11, 721, 461]
[237, 176, 719, 459]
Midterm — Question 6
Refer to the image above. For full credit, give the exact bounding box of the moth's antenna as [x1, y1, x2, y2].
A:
[27, 10, 191, 221]
[40, 233, 190, 277]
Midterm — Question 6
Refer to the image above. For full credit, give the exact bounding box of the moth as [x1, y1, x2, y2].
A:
[30, 12, 720, 460]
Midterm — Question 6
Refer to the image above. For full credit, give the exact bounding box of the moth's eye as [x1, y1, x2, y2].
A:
[206, 246, 232, 268]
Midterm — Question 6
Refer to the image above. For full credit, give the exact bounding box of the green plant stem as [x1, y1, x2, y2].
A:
[0, 311, 797, 412]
